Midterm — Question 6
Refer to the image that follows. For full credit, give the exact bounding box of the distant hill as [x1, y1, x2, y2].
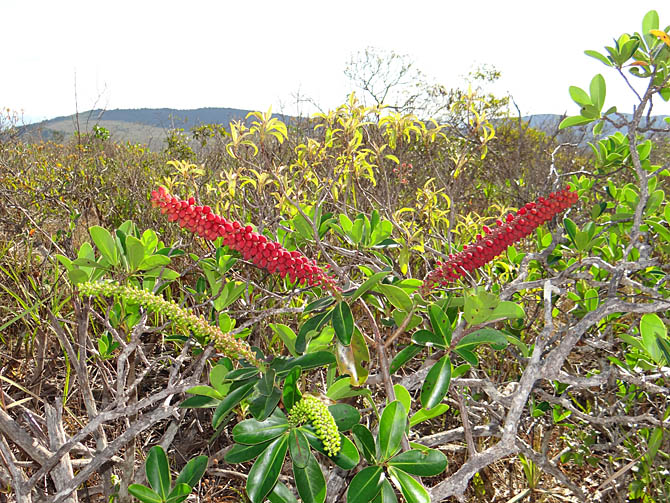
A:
[20, 107, 275, 149]
[19, 107, 670, 150]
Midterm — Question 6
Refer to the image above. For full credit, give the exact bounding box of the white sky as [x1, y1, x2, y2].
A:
[3, 0, 670, 123]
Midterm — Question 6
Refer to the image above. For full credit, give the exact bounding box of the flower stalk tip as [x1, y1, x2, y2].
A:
[421, 186, 579, 295]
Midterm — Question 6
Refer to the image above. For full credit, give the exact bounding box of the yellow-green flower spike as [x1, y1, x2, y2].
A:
[78, 281, 261, 367]
[288, 395, 341, 457]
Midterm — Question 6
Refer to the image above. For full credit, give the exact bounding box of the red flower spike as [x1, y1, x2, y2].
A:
[421, 187, 578, 295]
[151, 188, 340, 293]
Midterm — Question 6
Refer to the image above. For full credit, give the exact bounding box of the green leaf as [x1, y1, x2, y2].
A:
[373, 479, 398, 503]
[590, 74, 606, 111]
[212, 380, 256, 429]
[327, 378, 371, 401]
[347, 466, 384, 503]
[302, 429, 360, 470]
[333, 301, 355, 345]
[584, 49, 612, 67]
[409, 404, 449, 427]
[420, 356, 451, 410]
[393, 384, 411, 415]
[563, 217, 578, 247]
[125, 235, 146, 272]
[490, 301, 524, 320]
[268, 482, 299, 503]
[387, 466, 430, 503]
[569, 86, 592, 106]
[387, 448, 447, 476]
[138, 254, 171, 270]
[146, 446, 171, 500]
[559, 115, 594, 129]
[411, 329, 446, 349]
[179, 395, 219, 408]
[288, 429, 311, 469]
[463, 289, 499, 325]
[128, 484, 162, 503]
[348, 270, 391, 302]
[282, 366, 302, 411]
[429, 303, 452, 346]
[378, 401, 407, 461]
[643, 10, 660, 34]
[89, 225, 119, 266]
[185, 385, 223, 401]
[376, 284, 413, 312]
[165, 483, 192, 503]
[293, 450, 326, 503]
[246, 434, 289, 503]
[389, 344, 422, 373]
[304, 297, 337, 313]
[455, 328, 508, 351]
[249, 387, 282, 421]
[271, 352, 336, 377]
[225, 439, 274, 464]
[352, 424, 376, 464]
[233, 408, 289, 445]
[329, 404, 361, 432]
[640, 313, 667, 363]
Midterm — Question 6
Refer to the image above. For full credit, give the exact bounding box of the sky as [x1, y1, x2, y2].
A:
[3, 0, 670, 124]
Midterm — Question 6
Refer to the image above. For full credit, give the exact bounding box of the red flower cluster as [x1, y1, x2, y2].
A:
[150, 187, 339, 291]
[421, 186, 579, 295]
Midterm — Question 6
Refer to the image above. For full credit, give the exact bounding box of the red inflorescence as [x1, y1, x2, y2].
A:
[150, 187, 340, 292]
[421, 186, 579, 295]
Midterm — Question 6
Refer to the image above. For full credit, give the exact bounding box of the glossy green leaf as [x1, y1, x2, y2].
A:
[272, 351, 336, 377]
[348, 270, 391, 302]
[282, 366, 302, 411]
[559, 115, 594, 129]
[352, 424, 376, 464]
[393, 384, 411, 415]
[89, 225, 119, 266]
[128, 484, 162, 503]
[146, 446, 170, 500]
[333, 301, 355, 345]
[420, 356, 451, 410]
[327, 378, 372, 401]
[411, 329, 446, 348]
[378, 401, 407, 461]
[212, 380, 256, 429]
[173, 455, 207, 489]
[376, 284, 413, 312]
[329, 403, 361, 431]
[584, 49, 612, 67]
[372, 479, 398, 503]
[125, 235, 145, 271]
[387, 448, 447, 476]
[389, 344, 422, 373]
[224, 439, 274, 464]
[490, 301, 524, 320]
[288, 429, 311, 469]
[387, 466, 429, 503]
[293, 450, 326, 503]
[302, 428, 360, 470]
[455, 328, 508, 351]
[179, 395, 219, 408]
[409, 404, 449, 427]
[225, 367, 260, 381]
[304, 296, 337, 313]
[165, 483, 191, 503]
[232, 408, 289, 444]
[643, 9, 659, 34]
[246, 434, 289, 503]
[268, 482, 299, 503]
[640, 313, 667, 363]
[429, 303, 451, 346]
[347, 466, 384, 503]
[249, 387, 282, 421]
[590, 74, 606, 111]
[563, 217, 578, 247]
[463, 289, 499, 325]
[569, 86, 591, 106]
[335, 329, 370, 386]
[185, 385, 223, 401]
[270, 323, 298, 357]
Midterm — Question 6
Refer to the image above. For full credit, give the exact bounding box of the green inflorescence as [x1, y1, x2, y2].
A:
[78, 281, 261, 367]
[288, 395, 341, 457]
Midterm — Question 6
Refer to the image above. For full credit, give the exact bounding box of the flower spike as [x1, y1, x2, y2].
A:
[151, 187, 339, 292]
[421, 186, 579, 295]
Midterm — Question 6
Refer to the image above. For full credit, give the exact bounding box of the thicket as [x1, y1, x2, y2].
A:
[0, 11, 668, 503]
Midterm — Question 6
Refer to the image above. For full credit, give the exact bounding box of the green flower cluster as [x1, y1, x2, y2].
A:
[288, 395, 341, 457]
[78, 281, 260, 367]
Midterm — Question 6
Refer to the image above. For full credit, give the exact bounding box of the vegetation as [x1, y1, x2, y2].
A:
[0, 10, 669, 503]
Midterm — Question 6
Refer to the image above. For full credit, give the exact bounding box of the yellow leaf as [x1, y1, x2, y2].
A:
[650, 29, 670, 47]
